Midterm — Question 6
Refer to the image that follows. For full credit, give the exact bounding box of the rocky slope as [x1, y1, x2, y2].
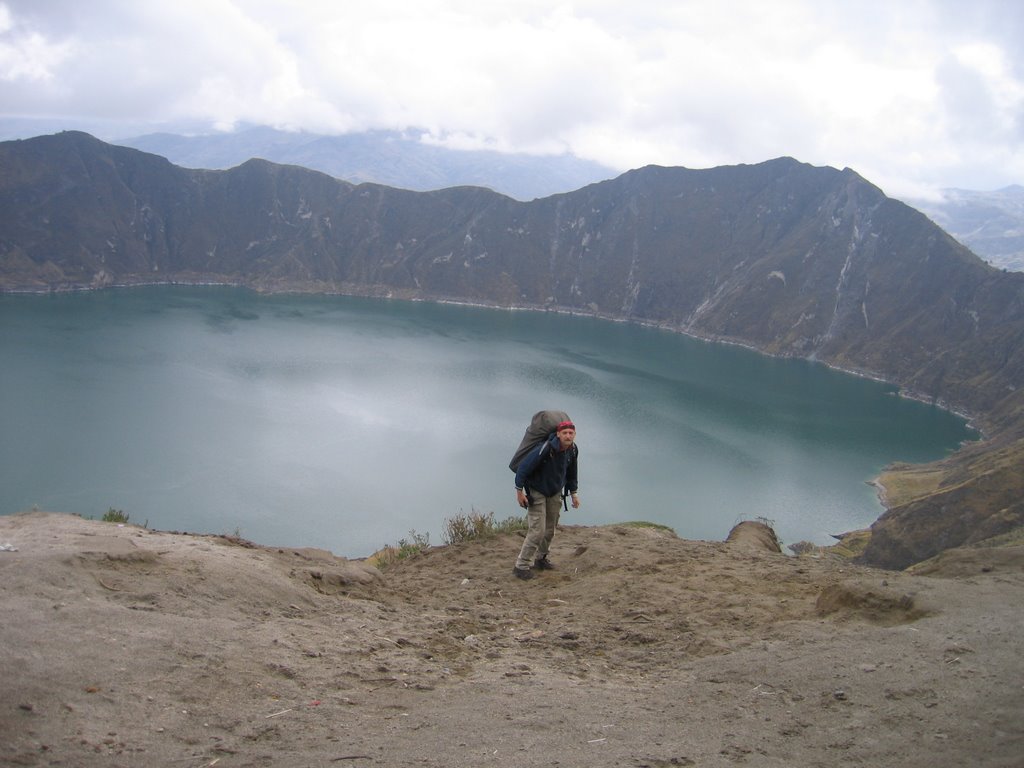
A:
[2, 131, 1023, 568]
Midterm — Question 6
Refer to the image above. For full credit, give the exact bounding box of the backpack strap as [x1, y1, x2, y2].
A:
[561, 443, 580, 511]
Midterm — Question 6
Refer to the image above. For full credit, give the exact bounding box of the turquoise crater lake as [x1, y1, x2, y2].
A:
[0, 287, 975, 557]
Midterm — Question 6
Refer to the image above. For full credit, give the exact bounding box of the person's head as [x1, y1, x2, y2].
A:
[556, 420, 576, 449]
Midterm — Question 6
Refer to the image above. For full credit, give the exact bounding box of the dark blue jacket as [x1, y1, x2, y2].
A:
[514, 434, 579, 498]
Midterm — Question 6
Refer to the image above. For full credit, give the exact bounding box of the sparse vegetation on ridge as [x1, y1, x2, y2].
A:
[371, 529, 431, 568]
[442, 508, 526, 544]
[614, 520, 676, 533]
[372, 510, 528, 568]
[100, 508, 129, 523]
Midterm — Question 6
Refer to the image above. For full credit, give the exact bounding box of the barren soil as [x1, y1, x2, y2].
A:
[1, 511, 1022, 767]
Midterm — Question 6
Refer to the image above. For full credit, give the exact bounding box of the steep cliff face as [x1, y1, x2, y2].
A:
[3, 131, 1023, 568]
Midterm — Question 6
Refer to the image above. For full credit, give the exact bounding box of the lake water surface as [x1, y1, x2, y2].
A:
[0, 287, 975, 557]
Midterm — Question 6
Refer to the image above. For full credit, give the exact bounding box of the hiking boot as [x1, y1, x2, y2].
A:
[533, 556, 554, 570]
[512, 567, 534, 581]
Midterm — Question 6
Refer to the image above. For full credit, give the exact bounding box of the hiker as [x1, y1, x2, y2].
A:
[512, 420, 579, 580]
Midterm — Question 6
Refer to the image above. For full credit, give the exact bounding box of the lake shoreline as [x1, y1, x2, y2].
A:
[2, 277, 982, 549]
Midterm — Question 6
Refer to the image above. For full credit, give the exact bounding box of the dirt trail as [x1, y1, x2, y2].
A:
[2, 512, 1022, 767]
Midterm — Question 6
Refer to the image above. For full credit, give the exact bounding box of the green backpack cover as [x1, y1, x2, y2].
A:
[508, 410, 571, 472]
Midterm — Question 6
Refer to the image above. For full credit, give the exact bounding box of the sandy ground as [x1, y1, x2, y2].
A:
[1, 511, 1022, 767]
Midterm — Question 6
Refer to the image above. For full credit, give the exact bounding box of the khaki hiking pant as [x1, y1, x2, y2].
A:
[515, 491, 561, 570]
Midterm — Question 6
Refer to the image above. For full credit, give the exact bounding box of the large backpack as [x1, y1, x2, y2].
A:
[508, 410, 571, 472]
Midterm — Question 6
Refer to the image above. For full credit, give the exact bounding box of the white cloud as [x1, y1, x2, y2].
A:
[0, 3, 74, 82]
[0, 0, 1021, 194]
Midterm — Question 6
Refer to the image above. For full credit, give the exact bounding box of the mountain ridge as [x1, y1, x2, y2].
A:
[7, 120, 1022, 271]
[114, 125, 617, 202]
[2, 130, 1022, 569]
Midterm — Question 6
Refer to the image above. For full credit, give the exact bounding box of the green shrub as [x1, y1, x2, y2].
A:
[374, 530, 431, 568]
[397, 529, 430, 557]
[492, 514, 528, 535]
[101, 508, 129, 524]
[442, 508, 526, 544]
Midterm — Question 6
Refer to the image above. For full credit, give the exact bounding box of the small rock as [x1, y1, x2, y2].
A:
[516, 629, 545, 641]
[833, 689, 848, 701]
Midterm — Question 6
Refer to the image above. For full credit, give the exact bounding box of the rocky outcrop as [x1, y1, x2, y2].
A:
[863, 430, 1024, 569]
[726, 521, 782, 553]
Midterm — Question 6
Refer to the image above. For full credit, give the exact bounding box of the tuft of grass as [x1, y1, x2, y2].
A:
[442, 508, 526, 544]
[373, 530, 431, 568]
[613, 520, 677, 534]
[372, 510, 528, 568]
[101, 507, 130, 524]
[493, 514, 528, 535]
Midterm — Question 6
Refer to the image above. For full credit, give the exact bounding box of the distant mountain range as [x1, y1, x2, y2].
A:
[1, 130, 1021, 569]
[907, 186, 1024, 272]
[114, 126, 617, 202]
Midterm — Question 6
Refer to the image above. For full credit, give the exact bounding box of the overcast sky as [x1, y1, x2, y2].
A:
[1, 0, 1021, 199]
